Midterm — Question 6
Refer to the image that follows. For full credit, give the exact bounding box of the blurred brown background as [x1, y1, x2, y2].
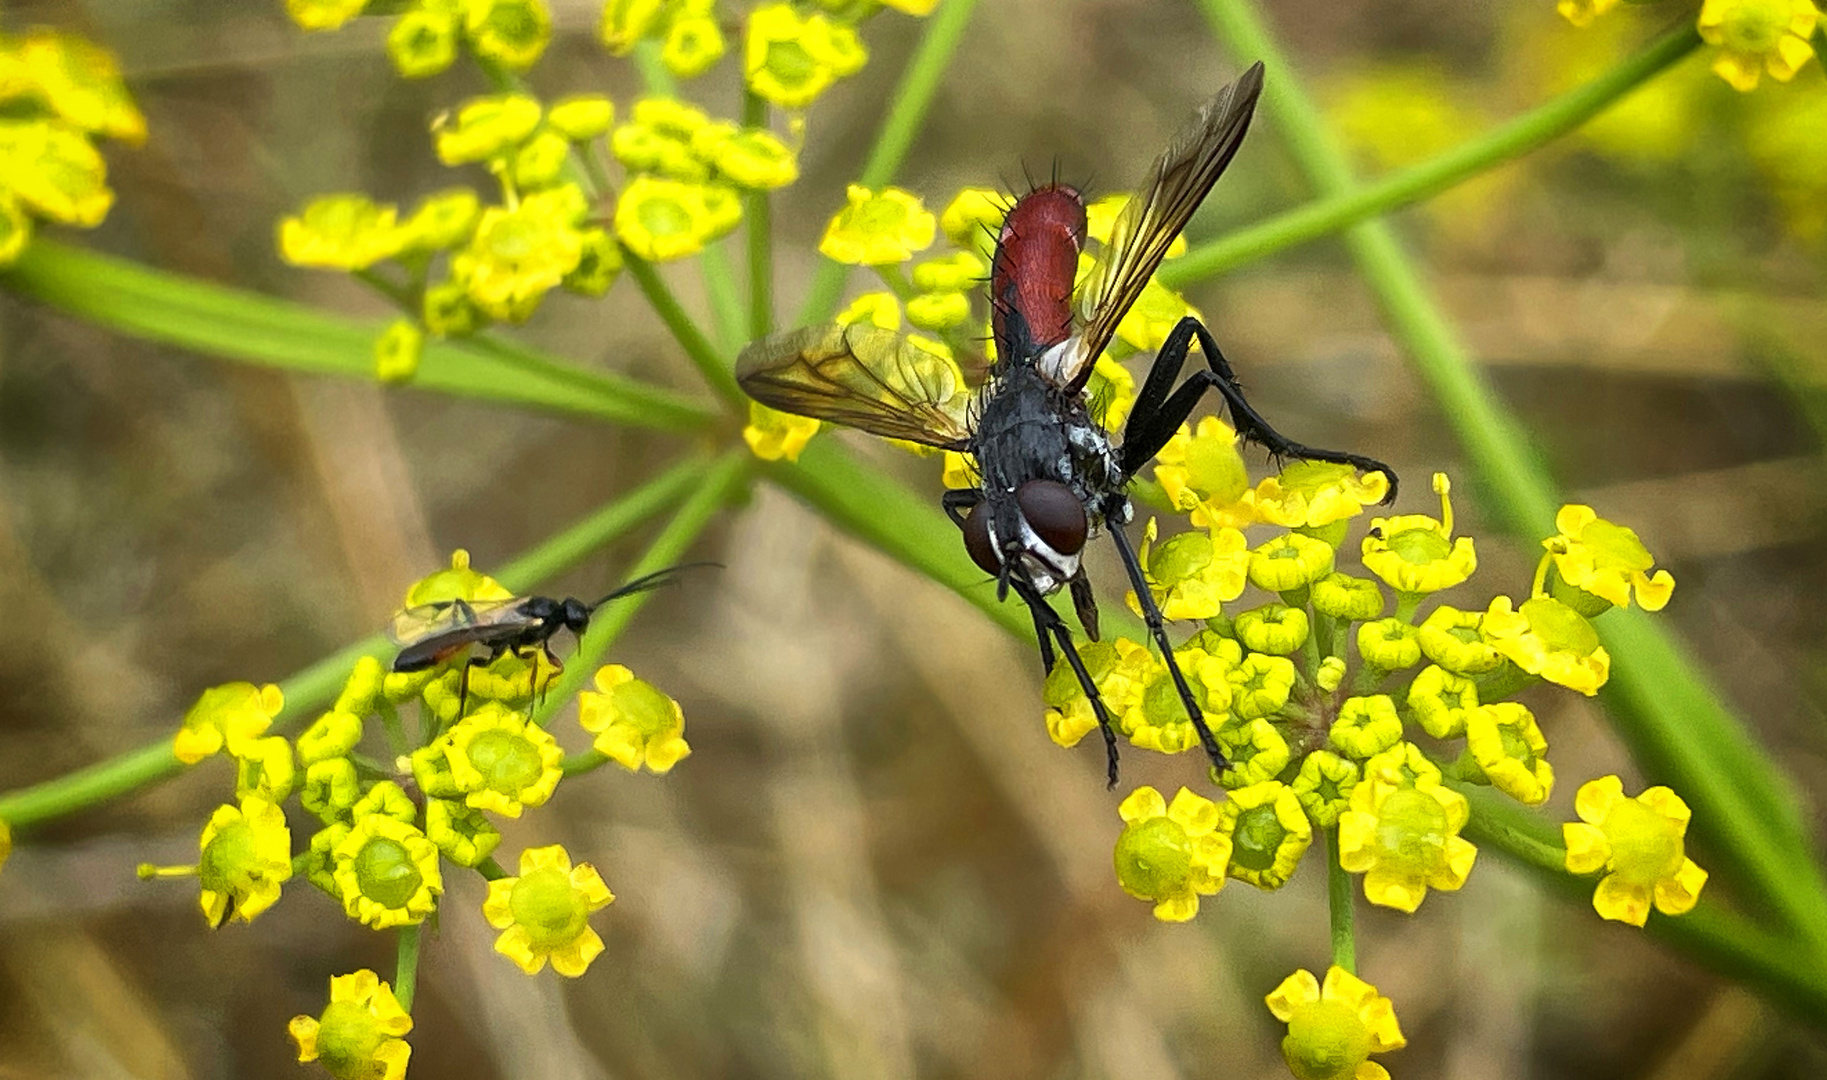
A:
[1, 0, 1824, 1077]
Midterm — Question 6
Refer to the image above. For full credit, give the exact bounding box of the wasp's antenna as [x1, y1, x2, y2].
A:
[589, 562, 722, 611]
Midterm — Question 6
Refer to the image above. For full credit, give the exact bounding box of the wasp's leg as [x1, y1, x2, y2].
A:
[941, 486, 984, 529]
[1120, 316, 1397, 501]
[1105, 516, 1230, 773]
[1010, 578, 1122, 788]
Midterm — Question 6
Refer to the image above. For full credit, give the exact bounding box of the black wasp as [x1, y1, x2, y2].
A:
[388, 564, 710, 710]
[738, 62, 1396, 785]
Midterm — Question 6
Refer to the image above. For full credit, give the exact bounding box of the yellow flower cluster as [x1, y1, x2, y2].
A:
[0, 28, 146, 267]
[1560, 0, 1822, 92]
[286, 0, 555, 79]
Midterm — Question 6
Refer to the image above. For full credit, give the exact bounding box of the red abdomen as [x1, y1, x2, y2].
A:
[991, 184, 1086, 358]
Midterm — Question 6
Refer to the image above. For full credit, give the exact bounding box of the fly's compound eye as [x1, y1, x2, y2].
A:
[1016, 479, 1088, 556]
[961, 506, 1001, 576]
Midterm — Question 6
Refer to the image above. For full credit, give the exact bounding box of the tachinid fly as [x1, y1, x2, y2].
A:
[737, 63, 1396, 786]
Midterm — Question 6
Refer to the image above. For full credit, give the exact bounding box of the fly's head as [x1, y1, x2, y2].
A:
[962, 478, 1089, 596]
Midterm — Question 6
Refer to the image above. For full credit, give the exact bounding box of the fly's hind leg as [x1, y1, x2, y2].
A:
[1120, 316, 1397, 500]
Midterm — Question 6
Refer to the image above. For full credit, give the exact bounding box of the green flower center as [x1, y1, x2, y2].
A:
[611, 679, 677, 736]
[316, 1000, 387, 1075]
[1114, 817, 1192, 900]
[1150, 531, 1213, 585]
[1498, 724, 1536, 766]
[1387, 526, 1450, 564]
[1230, 804, 1288, 873]
[467, 728, 543, 795]
[510, 866, 589, 948]
[1284, 999, 1371, 1080]
[637, 194, 695, 237]
[200, 820, 256, 893]
[1520, 596, 1600, 655]
[354, 837, 424, 910]
[1719, 0, 1792, 52]
[1605, 799, 1684, 884]
[1184, 436, 1248, 500]
[476, 3, 541, 48]
[764, 40, 820, 88]
[1374, 788, 1448, 875]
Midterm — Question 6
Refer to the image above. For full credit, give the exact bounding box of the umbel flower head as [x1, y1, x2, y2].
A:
[288, 969, 413, 1080]
[483, 845, 616, 976]
[1265, 966, 1406, 1080]
[1564, 775, 1708, 926]
[1113, 785, 1232, 921]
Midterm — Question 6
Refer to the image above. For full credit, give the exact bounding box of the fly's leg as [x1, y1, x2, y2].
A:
[1120, 316, 1398, 500]
[1010, 577, 1122, 788]
[1105, 507, 1230, 773]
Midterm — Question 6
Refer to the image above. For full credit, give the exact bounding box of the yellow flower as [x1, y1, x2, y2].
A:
[1311, 572, 1385, 622]
[912, 250, 986, 292]
[14, 30, 147, 144]
[443, 703, 565, 818]
[1558, 0, 1619, 26]
[662, 13, 727, 78]
[400, 187, 481, 252]
[1361, 472, 1475, 595]
[743, 401, 822, 462]
[464, 0, 552, 70]
[1229, 652, 1297, 721]
[613, 121, 707, 181]
[578, 664, 692, 773]
[0, 119, 114, 226]
[388, 6, 460, 78]
[614, 174, 720, 261]
[1217, 780, 1312, 890]
[332, 814, 443, 928]
[425, 797, 502, 868]
[278, 193, 406, 270]
[1328, 695, 1403, 760]
[1113, 786, 1232, 921]
[286, 0, 370, 31]
[1338, 773, 1475, 912]
[744, 3, 864, 108]
[1480, 594, 1610, 695]
[1415, 604, 1503, 675]
[0, 194, 30, 267]
[373, 318, 422, 385]
[1564, 775, 1708, 925]
[195, 796, 293, 926]
[1356, 617, 1421, 671]
[433, 93, 542, 165]
[1464, 702, 1553, 806]
[1115, 278, 1200, 354]
[819, 184, 936, 265]
[483, 844, 616, 976]
[546, 95, 615, 141]
[1242, 460, 1390, 533]
[906, 290, 971, 331]
[1125, 517, 1250, 621]
[403, 548, 514, 609]
[288, 970, 413, 1080]
[563, 228, 624, 297]
[1543, 504, 1674, 615]
[711, 127, 798, 189]
[1042, 638, 1155, 749]
[1698, 0, 1819, 91]
[1235, 602, 1311, 656]
[1405, 664, 1478, 738]
[235, 735, 299, 803]
[939, 186, 1005, 252]
[1291, 751, 1360, 828]
[1215, 718, 1292, 789]
[1151, 417, 1252, 529]
[1265, 966, 1406, 1080]
[1249, 533, 1336, 593]
[454, 187, 588, 321]
[174, 681, 285, 764]
[302, 758, 363, 821]
[600, 0, 669, 54]
[1124, 640, 1235, 755]
[1361, 741, 1443, 789]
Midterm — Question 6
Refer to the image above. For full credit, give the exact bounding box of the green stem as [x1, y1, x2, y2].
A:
[532, 452, 751, 725]
[0, 456, 712, 831]
[626, 252, 745, 409]
[1195, 0, 1827, 955]
[744, 90, 775, 342]
[1458, 783, 1827, 1024]
[699, 243, 749, 356]
[1, 241, 717, 434]
[1159, 23, 1704, 289]
[1327, 825, 1355, 974]
[394, 926, 420, 1012]
[795, 0, 983, 327]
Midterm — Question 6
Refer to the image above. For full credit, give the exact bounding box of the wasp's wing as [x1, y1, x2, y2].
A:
[388, 596, 528, 648]
[1064, 61, 1265, 392]
[737, 323, 976, 451]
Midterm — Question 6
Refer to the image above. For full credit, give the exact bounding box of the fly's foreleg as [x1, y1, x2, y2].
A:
[1121, 316, 1397, 501]
[1011, 578, 1122, 788]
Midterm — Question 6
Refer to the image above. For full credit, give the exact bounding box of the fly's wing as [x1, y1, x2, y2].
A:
[1064, 61, 1266, 392]
[387, 596, 529, 649]
[736, 323, 976, 451]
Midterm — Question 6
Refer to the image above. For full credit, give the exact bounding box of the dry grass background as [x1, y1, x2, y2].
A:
[0, 0, 1824, 1077]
